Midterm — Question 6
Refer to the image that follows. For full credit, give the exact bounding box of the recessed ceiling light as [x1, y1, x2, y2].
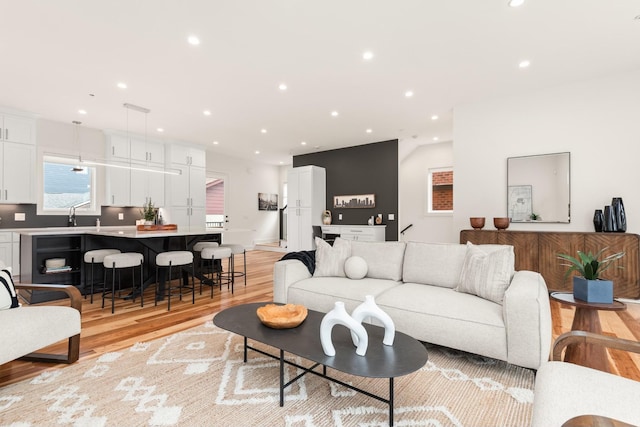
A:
[117, 82, 127, 89]
[331, 111, 339, 117]
[366, 129, 372, 133]
[404, 91, 414, 98]
[278, 83, 287, 91]
[255, 150, 260, 155]
[508, 0, 525, 7]
[187, 35, 200, 45]
[203, 110, 211, 116]
[519, 60, 531, 68]
[261, 129, 267, 134]
[279, 161, 284, 165]
[301, 141, 307, 145]
[431, 115, 439, 120]
[157, 128, 164, 132]
[433, 137, 439, 141]
[362, 51, 374, 60]
[78, 109, 87, 115]
[212, 141, 219, 145]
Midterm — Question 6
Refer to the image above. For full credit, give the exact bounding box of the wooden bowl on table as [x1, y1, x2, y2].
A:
[493, 217, 510, 230]
[469, 217, 485, 230]
[256, 303, 308, 329]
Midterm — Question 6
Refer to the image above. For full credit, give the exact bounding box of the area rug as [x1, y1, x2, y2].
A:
[0, 320, 534, 426]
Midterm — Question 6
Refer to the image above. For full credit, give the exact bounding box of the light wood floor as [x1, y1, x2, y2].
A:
[2, 249, 640, 388]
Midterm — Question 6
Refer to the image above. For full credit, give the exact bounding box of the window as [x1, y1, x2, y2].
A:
[42, 156, 98, 214]
[427, 167, 453, 214]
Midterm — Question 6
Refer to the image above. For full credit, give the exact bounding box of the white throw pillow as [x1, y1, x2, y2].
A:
[0, 269, 20, 310]
[344, 256, 368, 280]
[456, 242, 515, 304]
[313, 237, 351, 277]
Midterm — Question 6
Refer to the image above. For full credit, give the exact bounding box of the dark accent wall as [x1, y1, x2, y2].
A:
[293, 140, 398, 241]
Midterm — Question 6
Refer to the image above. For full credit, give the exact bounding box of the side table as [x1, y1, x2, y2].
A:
[550, 292, 626, 373]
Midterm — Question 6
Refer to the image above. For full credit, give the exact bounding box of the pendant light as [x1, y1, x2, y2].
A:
[71, 120, 84, 172]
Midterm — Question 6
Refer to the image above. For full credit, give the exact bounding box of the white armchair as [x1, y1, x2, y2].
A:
[531, 331, 640, 426]
[0, 261, 82, 365]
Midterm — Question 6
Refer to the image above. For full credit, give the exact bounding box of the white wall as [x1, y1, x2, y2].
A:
[453, 69, 640, 241]
[206, 151, 281, 246]
[399, 139, 454, 243]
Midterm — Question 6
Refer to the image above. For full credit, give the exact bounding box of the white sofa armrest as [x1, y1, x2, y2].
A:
[273, 259, 312, 303]
[503, 270, 552, 370]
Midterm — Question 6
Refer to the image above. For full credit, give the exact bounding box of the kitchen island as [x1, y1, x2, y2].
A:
[18, 226, 223, 302]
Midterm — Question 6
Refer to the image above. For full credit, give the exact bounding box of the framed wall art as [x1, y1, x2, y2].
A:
[258, 193, 278, 211]
[333, 194, 375, 209]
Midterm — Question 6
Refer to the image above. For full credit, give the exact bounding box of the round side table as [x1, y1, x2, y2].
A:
[550, 292, 626, 373]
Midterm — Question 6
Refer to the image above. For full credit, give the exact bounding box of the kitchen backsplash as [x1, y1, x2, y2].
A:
[0, 204, 143, 228]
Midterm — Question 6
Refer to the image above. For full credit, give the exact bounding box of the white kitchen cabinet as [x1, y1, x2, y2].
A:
[0, 113, 35, 145]
[106, 134, 130, 159]
[170, 144, 206, 168]
[321, 225, 386, 242]
[0, 232, 20, 275]
[0, 112, 35, 204]
[104, 160, 131, 206]
[165, 144, 206, 227]
[103, 132, 166, 207]
[130, 138, 164, 165]
[287, 166, 326, 251]
[0, 140, 36, 203]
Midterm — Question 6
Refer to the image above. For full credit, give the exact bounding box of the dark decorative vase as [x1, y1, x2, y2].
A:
[611, 197, 627, 233]
[603, 205, 617, 232]
[593, 209, 604, 232]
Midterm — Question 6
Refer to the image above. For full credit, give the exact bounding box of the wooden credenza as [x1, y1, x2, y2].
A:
[460, 230, 640, 298]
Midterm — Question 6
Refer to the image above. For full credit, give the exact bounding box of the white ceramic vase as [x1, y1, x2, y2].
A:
[350, 295, 395, 346]
[320, 301, 368, 357]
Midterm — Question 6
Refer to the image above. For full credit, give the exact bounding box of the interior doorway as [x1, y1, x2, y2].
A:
[206, 173, 226, 228]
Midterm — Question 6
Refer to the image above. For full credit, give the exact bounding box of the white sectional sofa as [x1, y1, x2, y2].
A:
[273, 238, 552, 370]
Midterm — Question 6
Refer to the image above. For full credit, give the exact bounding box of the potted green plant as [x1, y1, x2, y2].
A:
[557, 247, 625, 303]
[140, 199, 156, 225]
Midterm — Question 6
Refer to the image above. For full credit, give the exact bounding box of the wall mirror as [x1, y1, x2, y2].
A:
[507, 152, 570, 223]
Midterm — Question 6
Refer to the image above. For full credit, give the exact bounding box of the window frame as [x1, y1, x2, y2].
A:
[426, 166, 454, 216]
[39, 155, 100, 216]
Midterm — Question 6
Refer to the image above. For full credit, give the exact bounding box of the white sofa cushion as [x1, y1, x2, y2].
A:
[344, 256, 368, 279]
[402, 242, 468, 288]
[287, 276, 401, 314]
[351, 241, 406, 281]
[375, 283, 507, 361]
[456, 242, 515, 304]
[313, 237, 351, 277]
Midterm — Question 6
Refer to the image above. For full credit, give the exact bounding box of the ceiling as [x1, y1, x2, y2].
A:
[1, 1, 639, 165]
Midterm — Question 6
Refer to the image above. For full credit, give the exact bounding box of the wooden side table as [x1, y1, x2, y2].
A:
[550, 292, 626, 373]
[562, 414, 636, 427]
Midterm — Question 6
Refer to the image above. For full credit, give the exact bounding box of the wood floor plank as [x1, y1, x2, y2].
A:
[2, 248, 639, 387]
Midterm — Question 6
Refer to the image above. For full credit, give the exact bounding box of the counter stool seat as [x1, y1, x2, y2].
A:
[220, 243, 247, 287]
[102, 252, 144, 314]
[193, 241, 219, 252]
[155, 251, 195, 311]
[84, 249, 121, 303]
[200, 246, 232, 296]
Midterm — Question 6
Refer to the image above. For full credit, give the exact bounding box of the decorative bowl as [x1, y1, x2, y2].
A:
[45, 258, 66, 268]
[469, 217, 485, 230]
[256, 303, 308, 329]
[493, 217, 510, 230]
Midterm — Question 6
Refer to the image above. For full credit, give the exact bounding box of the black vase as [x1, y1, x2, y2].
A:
[603, 205, 617, 232]
[593, 209, 604, 232]
[611, 197, 627, 233]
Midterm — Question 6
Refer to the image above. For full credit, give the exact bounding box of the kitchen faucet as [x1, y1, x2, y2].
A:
[68, 206, 76, 227]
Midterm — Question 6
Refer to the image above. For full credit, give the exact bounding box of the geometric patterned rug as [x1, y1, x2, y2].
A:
[0, 320, 534, 426]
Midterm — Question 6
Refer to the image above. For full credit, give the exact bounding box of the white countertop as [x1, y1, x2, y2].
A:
[6, 226, 224, 237]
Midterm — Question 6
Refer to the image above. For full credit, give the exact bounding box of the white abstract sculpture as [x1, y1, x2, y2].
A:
[320, 301, 369, 356]
[350, 295, 395, 346]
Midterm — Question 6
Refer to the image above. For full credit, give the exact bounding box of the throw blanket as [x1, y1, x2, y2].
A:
[280, 250, 316, 275]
